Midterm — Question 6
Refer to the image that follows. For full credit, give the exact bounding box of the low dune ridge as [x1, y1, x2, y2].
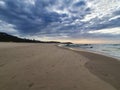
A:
[0, 43, 119, 90]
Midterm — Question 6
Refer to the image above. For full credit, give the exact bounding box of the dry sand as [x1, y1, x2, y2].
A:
[0, 43, 120, 90]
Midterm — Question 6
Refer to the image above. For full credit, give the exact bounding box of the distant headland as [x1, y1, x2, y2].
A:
[0, 32, 72, 44]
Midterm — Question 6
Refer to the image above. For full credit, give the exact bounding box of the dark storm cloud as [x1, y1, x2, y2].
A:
[86, 17, 120, 31]
[0, 0, 63, 34]
[0, 0, 120, 40]
[0, 0, 89, 34]
[73, 1, 86, 7]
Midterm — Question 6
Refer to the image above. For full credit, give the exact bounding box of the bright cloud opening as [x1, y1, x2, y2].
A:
[88, 28, 120, 35]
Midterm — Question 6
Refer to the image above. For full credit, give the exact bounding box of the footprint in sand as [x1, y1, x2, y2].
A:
[28, 83, 34, 88]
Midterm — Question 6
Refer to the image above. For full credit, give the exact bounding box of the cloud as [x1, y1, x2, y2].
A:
[0, 0, 120, 42]
[81, 0, 120, 21]
[0, 1, 6, 7]
[0, 20, 19, 35]
[0, 0, 61, 34]
[88, 28, 120, 35]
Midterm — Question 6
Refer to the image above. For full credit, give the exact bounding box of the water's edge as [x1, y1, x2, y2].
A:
[58, 44, 120, 60]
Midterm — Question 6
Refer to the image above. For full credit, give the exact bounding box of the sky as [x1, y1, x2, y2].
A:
[0, 0, 120, 44]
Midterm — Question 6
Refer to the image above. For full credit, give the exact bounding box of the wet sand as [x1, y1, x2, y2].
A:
[76, 50, 120, 90]
[0, 43, 119, 90]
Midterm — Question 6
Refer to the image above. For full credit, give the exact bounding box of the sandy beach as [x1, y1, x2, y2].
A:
[0, 43, 120, 90]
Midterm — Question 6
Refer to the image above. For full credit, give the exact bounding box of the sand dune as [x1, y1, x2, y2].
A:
[0, 43, 119, 90]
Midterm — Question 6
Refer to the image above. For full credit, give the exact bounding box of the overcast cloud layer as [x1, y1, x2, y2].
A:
[0, 0, 120, 42]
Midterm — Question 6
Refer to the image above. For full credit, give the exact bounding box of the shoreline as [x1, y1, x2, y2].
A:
[58, 44, 120, 90]
[77, 50, 120, 90]
[58, 44, 120, 61]
[0, 42, 120, 90]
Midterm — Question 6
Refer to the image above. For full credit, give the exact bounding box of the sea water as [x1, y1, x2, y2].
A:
[62, 44, 120, 60]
